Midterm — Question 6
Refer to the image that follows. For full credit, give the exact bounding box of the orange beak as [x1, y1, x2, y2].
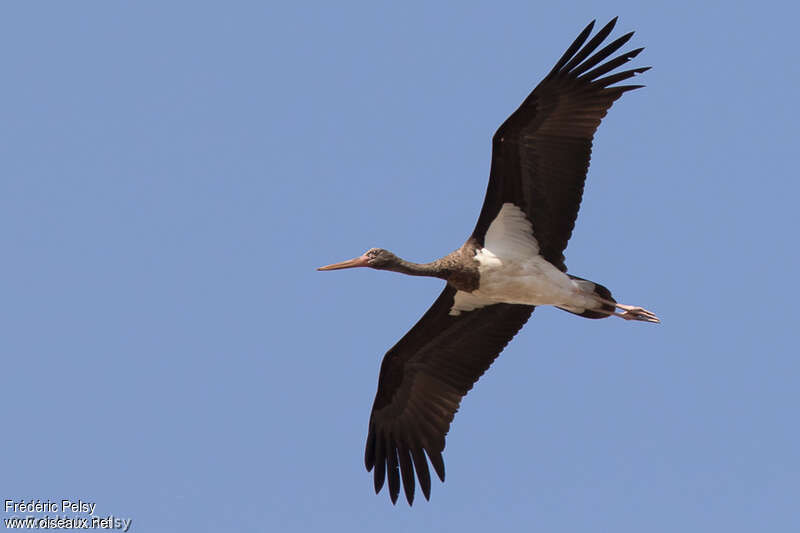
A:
[317, 253, 370, 271]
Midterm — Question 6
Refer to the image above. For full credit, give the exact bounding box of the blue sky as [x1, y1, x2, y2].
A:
[2, 1, 798, 532]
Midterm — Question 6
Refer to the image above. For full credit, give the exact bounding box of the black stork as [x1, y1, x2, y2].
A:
[318, 18, 659, 505]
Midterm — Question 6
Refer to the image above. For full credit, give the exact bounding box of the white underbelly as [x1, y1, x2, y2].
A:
[449, 255, 597, 315]
[448, 202, 598, 316]
[475, 256, 579, 306]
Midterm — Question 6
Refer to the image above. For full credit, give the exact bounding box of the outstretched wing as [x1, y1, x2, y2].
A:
[365, 18, 648, 505]
[472, 17, 649, 271]
[365, 286, 533, 504]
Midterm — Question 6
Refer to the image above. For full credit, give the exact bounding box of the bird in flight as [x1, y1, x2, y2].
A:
[318, 17, 658, 505]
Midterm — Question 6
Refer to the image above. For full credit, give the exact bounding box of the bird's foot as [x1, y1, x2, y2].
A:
[614, 303, 660, 323]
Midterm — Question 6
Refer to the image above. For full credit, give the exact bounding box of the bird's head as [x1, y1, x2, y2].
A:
[317, 248, 398, 271]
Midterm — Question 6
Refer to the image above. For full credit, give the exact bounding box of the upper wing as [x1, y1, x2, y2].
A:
[471, 17, 649, 271]
[365, 286, 533, 504]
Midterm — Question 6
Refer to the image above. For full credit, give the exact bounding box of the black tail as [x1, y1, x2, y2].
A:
[558, 275, 616, 319]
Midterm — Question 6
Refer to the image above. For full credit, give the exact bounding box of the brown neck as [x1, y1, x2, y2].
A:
[386, 258, 450, 280]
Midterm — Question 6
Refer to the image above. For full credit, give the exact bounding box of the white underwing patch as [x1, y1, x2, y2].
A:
[482, 203, 540, 261]
[450, 290, 495, 316]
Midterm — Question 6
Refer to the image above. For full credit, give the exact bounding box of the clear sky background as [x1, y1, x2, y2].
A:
[2, 1, 798, 532]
